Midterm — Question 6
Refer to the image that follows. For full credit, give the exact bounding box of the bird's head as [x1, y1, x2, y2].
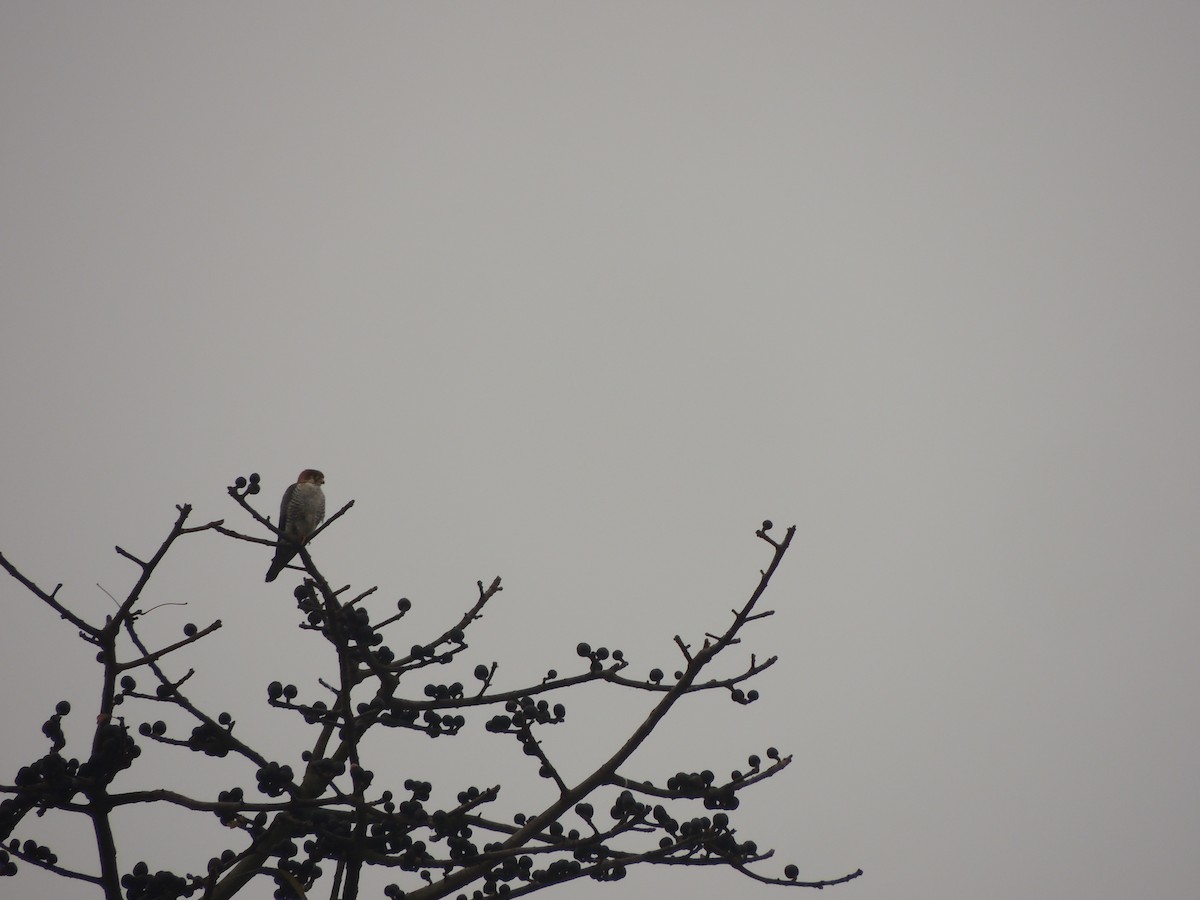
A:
[298, 469, 325, 486]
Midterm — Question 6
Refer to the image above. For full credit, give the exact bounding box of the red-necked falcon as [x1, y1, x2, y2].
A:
[265, 469, 326, 582]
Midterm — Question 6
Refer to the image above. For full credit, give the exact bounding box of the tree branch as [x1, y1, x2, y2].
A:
[0, 551, 98, 637]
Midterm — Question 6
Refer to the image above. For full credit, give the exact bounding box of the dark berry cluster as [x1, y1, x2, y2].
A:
[231, 473, 261, 496]
[120, 861, 190, 900]
[381, 699, 465, 737]
[79, 720, 140, 783]
[40, 701, 70, 753]
[10, 751, 77, 804]
[255, 761, 295, 797]
[485, 696, 566, 735]
[183, 721, 234, 758]
[574, 642, 625, 673]
[8, 840, 57, 871]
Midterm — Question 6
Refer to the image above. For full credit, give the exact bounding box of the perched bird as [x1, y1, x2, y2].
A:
[265, 469, 326, 582]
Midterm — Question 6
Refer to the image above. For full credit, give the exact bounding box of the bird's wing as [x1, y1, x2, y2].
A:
[277, 483, 297, 537]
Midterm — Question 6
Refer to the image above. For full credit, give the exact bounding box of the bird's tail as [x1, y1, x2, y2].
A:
[265, 544, 299, 582]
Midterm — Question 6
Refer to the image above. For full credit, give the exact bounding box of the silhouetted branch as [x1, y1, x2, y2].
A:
[0, 486, 860, 899]
[4, 840, 103, 886]
[0, 551, 97, 636]
[116, 620, 222, 671]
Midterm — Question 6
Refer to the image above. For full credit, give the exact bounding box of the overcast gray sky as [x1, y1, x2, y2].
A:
[3, 4, 1199, 899]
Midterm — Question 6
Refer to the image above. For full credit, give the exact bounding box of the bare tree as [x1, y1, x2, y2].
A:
[0, 474, 862, 899]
